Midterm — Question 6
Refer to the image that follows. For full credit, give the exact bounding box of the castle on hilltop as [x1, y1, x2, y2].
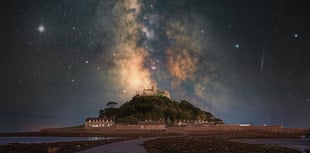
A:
[138, 85, 170, 99]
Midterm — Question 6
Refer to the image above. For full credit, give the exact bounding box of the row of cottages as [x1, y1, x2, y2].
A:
[174, 119, 210, 127]
[84, 117, 166, 130]
[84, 117, 114, 129]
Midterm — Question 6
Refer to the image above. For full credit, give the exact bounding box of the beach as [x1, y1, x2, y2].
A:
[1, 126, 310, 153]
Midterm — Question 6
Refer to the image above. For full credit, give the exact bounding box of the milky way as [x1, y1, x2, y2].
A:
[96, 0, 214, 102]
[1, 0, 310, 131]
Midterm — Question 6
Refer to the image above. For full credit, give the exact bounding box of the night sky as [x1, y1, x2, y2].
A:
[1, 0, 310, 132]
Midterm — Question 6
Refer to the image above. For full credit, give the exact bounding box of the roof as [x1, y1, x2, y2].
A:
[85, 117, 114, 121]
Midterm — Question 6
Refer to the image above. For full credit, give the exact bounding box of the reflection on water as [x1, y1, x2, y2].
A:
[0, 137, 114, 145]
[234, 138, 310, 152]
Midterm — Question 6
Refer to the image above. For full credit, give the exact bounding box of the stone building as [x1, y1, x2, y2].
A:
[141, 85, 170, 99]
[84, 117, 114, 129]
[84, 117, 166, 130]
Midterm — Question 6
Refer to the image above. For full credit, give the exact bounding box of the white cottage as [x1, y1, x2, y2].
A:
[85, 117, 115, 129]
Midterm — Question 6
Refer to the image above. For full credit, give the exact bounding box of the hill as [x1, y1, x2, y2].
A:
[99, 95, 223, 125]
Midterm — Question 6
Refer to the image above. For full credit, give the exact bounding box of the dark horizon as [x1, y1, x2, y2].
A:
[1, 0, 310, 132]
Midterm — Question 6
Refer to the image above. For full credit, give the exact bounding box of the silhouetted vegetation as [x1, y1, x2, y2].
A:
[99, 96, 223, 124]
[106, 101, 118, 108]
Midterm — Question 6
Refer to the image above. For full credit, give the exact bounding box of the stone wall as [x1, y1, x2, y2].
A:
[115, 123, 166, 130]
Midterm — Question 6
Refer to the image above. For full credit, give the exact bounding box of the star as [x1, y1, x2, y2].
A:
[38, 25, 45, 32]
[85, 60, 89, 64]
[293, 33, 299, 38]
[235, 44, 240, 48]
[71, 79, 75, 82]
[97, 67, 100, 70]
[151, 65, 156, 70]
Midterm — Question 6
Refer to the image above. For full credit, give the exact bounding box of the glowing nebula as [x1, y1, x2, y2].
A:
[166, 48, 198, 86]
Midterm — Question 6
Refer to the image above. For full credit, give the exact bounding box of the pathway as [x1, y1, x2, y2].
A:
[75, 137, 159, 153]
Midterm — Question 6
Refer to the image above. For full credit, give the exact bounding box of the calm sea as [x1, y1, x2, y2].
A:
[234, 138, 310, 152]
[0, 137, 113, 145]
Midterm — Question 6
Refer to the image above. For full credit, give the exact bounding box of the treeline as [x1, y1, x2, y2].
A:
[99, 95, 223, 124]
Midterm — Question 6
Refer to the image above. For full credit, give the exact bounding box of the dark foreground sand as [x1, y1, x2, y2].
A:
[0, 138, 127, 153]
[144, 136, 307, 153]
[142, 127, 310, 153]
[1, 126, 309, 153]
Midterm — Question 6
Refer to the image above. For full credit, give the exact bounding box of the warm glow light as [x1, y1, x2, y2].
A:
[117, 48, 154, 94]
[102, 0, 155, 98]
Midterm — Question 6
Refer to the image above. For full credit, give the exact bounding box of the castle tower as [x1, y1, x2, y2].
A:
[151, 84, 157, 93]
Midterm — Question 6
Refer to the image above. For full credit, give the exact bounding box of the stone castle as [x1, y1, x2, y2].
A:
[139, 85, 170, 99]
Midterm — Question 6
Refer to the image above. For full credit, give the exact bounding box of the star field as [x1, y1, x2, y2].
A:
[0, 0, 310, 132]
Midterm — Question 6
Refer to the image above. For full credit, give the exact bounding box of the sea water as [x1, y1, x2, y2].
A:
[0, 136, 113, 145]
[234, 138, 310, 152]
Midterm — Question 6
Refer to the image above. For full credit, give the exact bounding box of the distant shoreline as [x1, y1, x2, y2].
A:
[1, 125, 310, 138]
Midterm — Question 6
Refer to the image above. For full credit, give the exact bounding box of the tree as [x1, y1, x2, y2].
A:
[106, 101, 118, 108]
[98, 96, 223, 125]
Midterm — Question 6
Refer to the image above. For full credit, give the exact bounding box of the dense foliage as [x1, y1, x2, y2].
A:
[99, 96, 223, 124]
